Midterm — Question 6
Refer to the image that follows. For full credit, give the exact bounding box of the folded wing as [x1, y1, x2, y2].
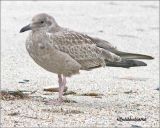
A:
[47, 30, 121, 70]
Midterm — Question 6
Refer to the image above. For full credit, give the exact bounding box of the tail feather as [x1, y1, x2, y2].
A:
[114, 51, 154, 60]
[106, 59, 147, 68]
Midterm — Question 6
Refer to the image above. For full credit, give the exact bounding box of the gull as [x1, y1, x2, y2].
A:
[20, 13, 153, 104]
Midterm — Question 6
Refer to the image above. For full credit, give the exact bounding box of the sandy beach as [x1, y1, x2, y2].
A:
[1, 1, 159, 127]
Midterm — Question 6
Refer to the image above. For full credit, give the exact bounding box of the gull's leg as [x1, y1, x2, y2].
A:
[58, 74, 64, 102]
[45, 74, 66, 105]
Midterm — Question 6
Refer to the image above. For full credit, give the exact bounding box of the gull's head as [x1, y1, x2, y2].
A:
[20, 13, 59, 33]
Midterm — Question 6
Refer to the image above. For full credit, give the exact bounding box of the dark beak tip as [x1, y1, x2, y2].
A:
[20, 24, 31, 33]
[20, 29, 24, 33]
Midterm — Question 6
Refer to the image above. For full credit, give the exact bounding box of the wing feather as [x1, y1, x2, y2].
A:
[47, 30, 120, 69]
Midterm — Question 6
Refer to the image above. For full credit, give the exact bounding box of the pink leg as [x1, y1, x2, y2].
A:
[59, 75, 67, 99]
[45, 74, 67, 105]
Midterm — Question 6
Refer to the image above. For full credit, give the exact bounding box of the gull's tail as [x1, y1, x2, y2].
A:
[114, 51, 154, 60]
[106, 59, 147, 68]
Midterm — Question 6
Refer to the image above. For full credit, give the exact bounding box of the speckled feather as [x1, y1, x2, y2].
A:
[25, 13, 121, 77]
[47, 30, 121, 68]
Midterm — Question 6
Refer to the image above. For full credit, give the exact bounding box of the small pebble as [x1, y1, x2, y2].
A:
[64, 91, 77, 95]
[18, 81, 25, 84]
[98, 30, 103, 33]
[64, 99, 77, 103]
[8, 112, 20, 116]
[94, 96, 102, 99]
[44, 86, 68, 92]
[124, 90, 136, 94]
[131, 124, 142, 128]
[80, 92, 103, 96]
[155, 87, 159, 91]
[18, 79, 29, 83]
[23, 79, 29, 82]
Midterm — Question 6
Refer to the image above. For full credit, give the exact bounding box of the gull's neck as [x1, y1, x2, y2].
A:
[48, 24, 62, 33]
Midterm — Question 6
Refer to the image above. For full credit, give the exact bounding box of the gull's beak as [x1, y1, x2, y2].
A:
[20, 24, 31, 33]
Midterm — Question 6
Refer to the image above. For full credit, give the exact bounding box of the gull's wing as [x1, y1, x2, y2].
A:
[92, 36, 153, 60]
[47, 30, 121, 70]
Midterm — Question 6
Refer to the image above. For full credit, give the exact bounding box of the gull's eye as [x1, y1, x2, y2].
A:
[40, 21, 44, 24]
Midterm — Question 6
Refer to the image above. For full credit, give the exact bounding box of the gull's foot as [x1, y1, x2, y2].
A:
[44, 98, 64, 105]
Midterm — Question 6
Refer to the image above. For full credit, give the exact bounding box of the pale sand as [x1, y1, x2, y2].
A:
[1, 1, 159, 127]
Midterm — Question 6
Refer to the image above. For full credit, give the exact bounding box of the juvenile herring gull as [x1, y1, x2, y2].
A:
[20, 13, 153, 104]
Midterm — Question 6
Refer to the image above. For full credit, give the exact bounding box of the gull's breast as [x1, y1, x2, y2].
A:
[25, 32, 63, 74]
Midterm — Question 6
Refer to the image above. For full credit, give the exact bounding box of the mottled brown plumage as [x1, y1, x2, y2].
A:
[25, 14, 121, 77]
[20, 13, 153, 104]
